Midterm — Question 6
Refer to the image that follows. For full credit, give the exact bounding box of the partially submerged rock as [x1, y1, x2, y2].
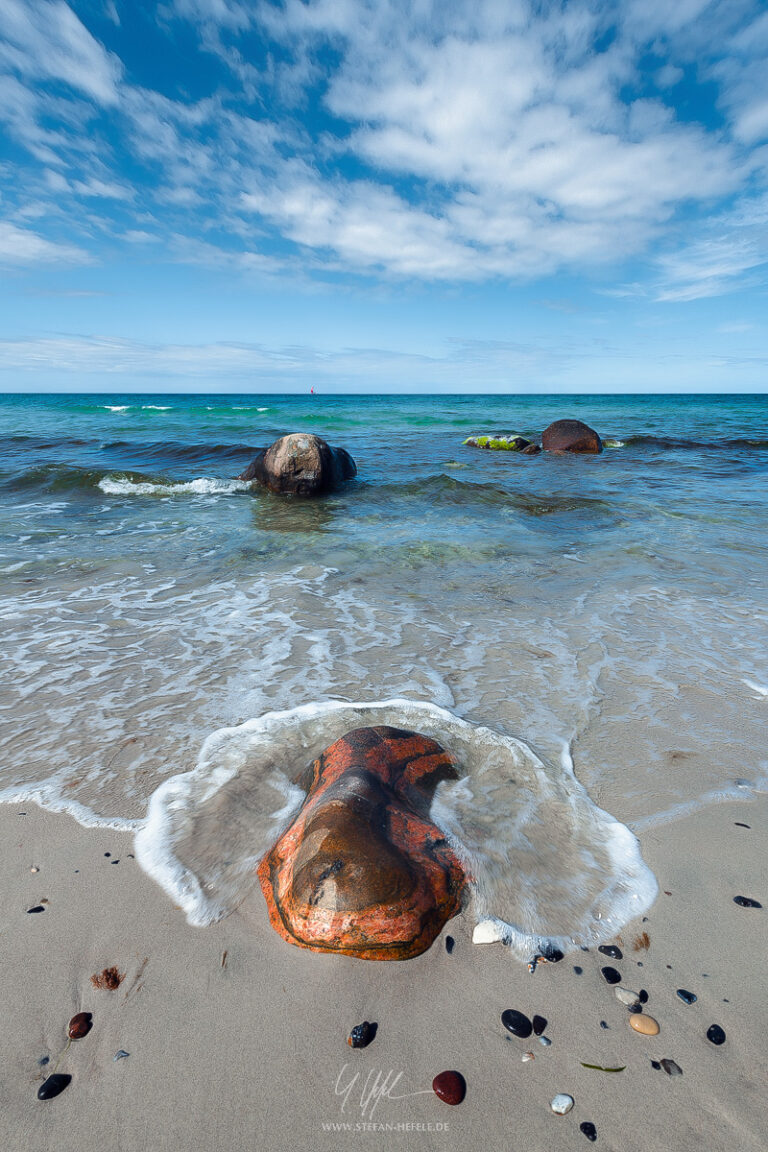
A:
[463, 434, 540, 454]
[258, 726, 467, 960]
[239, 433, 357, 496]
[542, 419, 602, 454]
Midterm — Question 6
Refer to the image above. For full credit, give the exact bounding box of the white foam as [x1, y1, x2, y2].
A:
[742, 677, 768, 698]
[103, 405, 130, 412]
[0, 780, 140, 832]
[98, 476, 251, 496]
[134, 699, 658, 959]
[141, 405, 171, 410]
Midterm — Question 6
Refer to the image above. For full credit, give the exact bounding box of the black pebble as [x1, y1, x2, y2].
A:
[111, 859, 119, 865]
[601, 966, 621, 985]
[734, 822, 750, 828]
[638, 989, 649, 1004]
[573, 965, 583, 975]
[37, 1056, 49, 1067]
[651, 1060, 661, 1070]
[580, 946, 590, 952]
[37, 1074, 71, 1100]
[600, 1021, 609, 1029]
[707, 1024, 726, 1046]
[628, 1004, 642, 1014]
[661, 1058, 683, 1077]
[348, 1021, 377, 1049]
[532, 1014, 547, 1037]
[580, 1121, 597, 1142]
[598, 945, 623, 960]
[26, 906, 45, 914]
[445, 935, 455, 955]
[501, 1009, 532, 1039]
[677, 989, 697, 1005]
[733, 896, 762, 908]
[104, 852, 111, 857]
[539, 944, 564, 963]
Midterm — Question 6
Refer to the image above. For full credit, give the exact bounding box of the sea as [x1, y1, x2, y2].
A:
[2, 392, 767, 958]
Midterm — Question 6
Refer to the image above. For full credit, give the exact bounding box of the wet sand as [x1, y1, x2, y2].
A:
[1, 797, 765, 1152]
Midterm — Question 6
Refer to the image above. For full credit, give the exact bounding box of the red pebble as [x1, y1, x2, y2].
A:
[432, 1070, 466, 1105]
[68, 1011, 93, 1040]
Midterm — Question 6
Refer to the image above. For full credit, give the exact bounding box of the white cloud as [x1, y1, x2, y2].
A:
[0, 219, 89, 264]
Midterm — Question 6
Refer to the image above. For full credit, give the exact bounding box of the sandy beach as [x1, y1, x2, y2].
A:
[2, 794, 765, 1152]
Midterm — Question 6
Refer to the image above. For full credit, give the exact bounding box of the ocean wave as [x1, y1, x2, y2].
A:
[135, 699, 657, 960]
[609, 434, 768, 450]
[99, 475, 251, 496]
[103, 405, 130, 412]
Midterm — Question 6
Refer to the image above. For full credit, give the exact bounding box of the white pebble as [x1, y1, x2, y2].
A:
[30, 866, 39, 873]
[472, 919, 507, 945]
[521, 1052, 535, 1062]
[615, 987, 640, 1007]
[551, 1094, 574, 1115]
[539, 1036, 551, 1047]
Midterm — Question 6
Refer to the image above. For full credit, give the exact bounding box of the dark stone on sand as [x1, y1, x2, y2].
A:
[598, 945, 623, 960]
[38, 1056, 49, 1066]
[445, 935, 455, 954]
[532, 1014, 547, 1037]
[677, 989, 697, 1005]
[639, 989, 649, 1003]
[501, 1009, 533, 1039]
[258, 726, 466, 961]
[580, 1121, 598, 1142]
[432, 1070, 466, 1106]
[37, 1074, 71, 1100]
[600, 1021, 609, 1029]
[628, 1004, 642, 1014]
[733, 895, 762, 908]
[601, 966, 621, 985]
[661, 1058, 683, 1077]
[539, 944, 564, 963]
[707, 1024, 726, 1046]
[27, 906, 45, 913]
[735, 822, 750, 828]
[574, 965, 583, 974]
[239, 433, 356, 497]
[542, 419, 602, 454]
[348, 1021, 377, 1049]
[651, 1060, 661, 1070]
[68, 1011, 92, 1040]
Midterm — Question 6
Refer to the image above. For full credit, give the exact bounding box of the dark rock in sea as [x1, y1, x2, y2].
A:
[257, 726, 466, 960]
[542, 419, 602, 454]
[601, 966, 622, 985]
[37, 1074, 71, 1100]
[445, 935, 455, 955]
[574, 965, 583, 974]
[638, 989, 649, 1004]
[501, 1009, 533, 1039]
[26, 906, 45, 914]
[707, 1024, 726, 1046]
[580, 1121, 598, 1142]
[733, 895, 762, 908]
[462, 434, 537, 453]
[598, 944, 623, 960]
[532, 1014, 547, 1037]
[677, 989, 697, 1005]
[68, 1011, 92, 1040]
[661, 1058, 683, 1077]
[238, 433, 356, 497]
[432, 1070, 466, 1105]
[348, 1021, 377, 1049]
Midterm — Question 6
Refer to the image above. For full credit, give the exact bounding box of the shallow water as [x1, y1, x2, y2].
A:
[2, 393, 767, 949]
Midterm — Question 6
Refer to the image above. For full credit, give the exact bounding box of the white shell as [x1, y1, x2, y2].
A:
[550, 1094, 574, 1115]
[615, 987, 640, 1006]
[521, 1052, 535, 1062]
[472, 919, 507, 945]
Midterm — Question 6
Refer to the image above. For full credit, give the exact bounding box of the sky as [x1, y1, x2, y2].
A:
[0, 0, 767, 393]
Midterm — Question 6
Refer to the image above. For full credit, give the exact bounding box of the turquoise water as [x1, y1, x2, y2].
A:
[1, 393, 767, 945]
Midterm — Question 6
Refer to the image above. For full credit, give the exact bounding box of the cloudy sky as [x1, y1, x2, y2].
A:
[1, 0, 767, 392]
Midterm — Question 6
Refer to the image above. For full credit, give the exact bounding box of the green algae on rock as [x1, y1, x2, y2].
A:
[462, 434, 540, 453]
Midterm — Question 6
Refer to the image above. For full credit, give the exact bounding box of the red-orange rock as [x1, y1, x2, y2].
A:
[68, 1011, 92, 1040]
[258, 726, 467, 960]
[432, 1070, 466, 1105]
[542, 419, 602, 454]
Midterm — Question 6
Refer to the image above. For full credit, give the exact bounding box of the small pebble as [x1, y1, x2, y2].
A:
[550, 1093, 574, 1115]
[30, 866, 39, 873]
[628, 1004, 642, 1014]
[677, 989, 697, 1005]
[598, 945, 623, 960]
[432, 1070, 466, 1105]
[651, 1060, 661, 1070]
[445, 935, 455, 955]
[348, 1021, 376, 1048]
[661, 1058, 682, 1077]
[114, 1050, 130, 1061]
[600, 1021, 609, 1029]
[573, 965, 583, 975]
[37, 1056, 49, 1067]
[639, 989, 649, 1004]
[521, 1052, 534, 1063]
[37, 1074, 71, 1100]
[539, 1036, 551, 1047]
[615, 987, 640, 1007]
[68, 1011, 92, 1040]
[733, 896, 762, 908]
[601, 966, 621, 985]
[706, 1024, 726, 1046]
[501, 1009, 533, 1038]
[539, 944, 564, 963]
[734, 822, 750, 828]
[473, 920, 506, 945]
[580, 1121, 597, 1142]
[532, 1014, 547, 1036]
[26, 906, 45, 914]
[629, 1014, 659, 1036]
[104, 852, 111, 858]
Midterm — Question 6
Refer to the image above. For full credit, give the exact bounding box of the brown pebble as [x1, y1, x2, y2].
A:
[432, 1070, 466, 1105]
[629, 1014, 660, 1036]
[91, 966, 125, 991]
[68, 1011, 92, 1040]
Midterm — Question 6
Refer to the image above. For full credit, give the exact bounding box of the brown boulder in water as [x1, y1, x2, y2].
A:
[239, 432, 356, 496]
[258, 726, 467, 960]
[542, 419, 602, 454]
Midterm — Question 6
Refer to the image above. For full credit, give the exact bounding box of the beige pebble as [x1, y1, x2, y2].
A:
[629, 1013, 660, 1036]
[30, 866, 39, 873]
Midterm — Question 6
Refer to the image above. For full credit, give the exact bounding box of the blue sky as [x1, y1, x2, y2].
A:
[0, 0, 767, 392]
